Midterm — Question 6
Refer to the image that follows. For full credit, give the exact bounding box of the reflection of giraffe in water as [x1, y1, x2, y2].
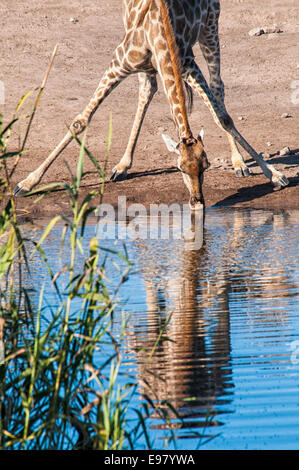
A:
[127, 213, 233, 433]
[14, 0, 288, 205]
[126, 209, 296, 435]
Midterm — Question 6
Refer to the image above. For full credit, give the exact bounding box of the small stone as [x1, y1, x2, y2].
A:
[262, 152, 270, 159]
[249, 27, 264, 37]
[267, 141, 272, 147]
[238, 116, 244, 121]
[281, 113, 292, 119]
[279, 146, 291, 156]
[249, 25, 283, 37]
[70, 17, 79, 23]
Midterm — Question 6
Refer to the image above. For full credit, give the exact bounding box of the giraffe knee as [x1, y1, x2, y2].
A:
[220, 113, 234, 131]
[70, 115, 88, 135]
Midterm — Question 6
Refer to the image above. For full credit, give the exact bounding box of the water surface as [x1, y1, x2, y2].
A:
[22, 207, 299, 450]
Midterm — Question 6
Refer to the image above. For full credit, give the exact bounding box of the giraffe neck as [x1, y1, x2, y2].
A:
[159, 0, 192, 138]
[158, 0, 192, 140]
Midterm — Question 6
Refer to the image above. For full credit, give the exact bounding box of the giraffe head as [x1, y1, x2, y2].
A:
[162, 130, 210, 210]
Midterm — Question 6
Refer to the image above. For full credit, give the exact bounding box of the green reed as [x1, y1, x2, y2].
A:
[0, 97, 138, 449]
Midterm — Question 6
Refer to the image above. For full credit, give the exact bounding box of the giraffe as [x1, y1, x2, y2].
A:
[13, 0, 289, 209]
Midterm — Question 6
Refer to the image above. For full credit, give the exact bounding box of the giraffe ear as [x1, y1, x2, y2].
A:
[198, 128, 205, 145]
[162, 134, 180, 155]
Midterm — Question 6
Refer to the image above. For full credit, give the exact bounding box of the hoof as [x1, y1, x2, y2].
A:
[110, 168, 128, 182]
[267, 163, 289, 190]
[272, 174, 289, 191]
[235, 166, 251, 178]
[13, 183, 29, 196]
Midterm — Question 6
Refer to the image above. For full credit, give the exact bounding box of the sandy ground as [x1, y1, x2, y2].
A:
[1, 0, 299, 219]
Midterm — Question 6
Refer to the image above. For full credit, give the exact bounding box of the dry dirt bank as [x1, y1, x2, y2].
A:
[0, 0, 298, 219]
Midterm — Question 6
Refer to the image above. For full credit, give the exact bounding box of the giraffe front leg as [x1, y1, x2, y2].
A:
[227, 134, 251, 178]
[184, 63, 288, 189]
[13, 131, 73, 196]
[110, 72, 157, 182]
[13, 105, 100, 196]
[229, 126, 289, 188]
[13, 44, 132, 196]
[199, 39, 251, 178]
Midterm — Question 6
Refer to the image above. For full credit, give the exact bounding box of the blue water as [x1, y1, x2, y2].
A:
[21, 207, 299, 450]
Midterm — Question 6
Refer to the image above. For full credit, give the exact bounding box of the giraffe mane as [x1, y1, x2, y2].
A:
[158, 0, 191, 138]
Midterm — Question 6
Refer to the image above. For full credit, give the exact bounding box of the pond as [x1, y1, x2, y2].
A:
[19, 207, 299, 450]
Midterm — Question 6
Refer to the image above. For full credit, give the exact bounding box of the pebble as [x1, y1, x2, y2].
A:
[70, 17, 79, 23]
[267, 141, 272, 147]
[281, 113, 292, 119]
[279, 146, 291, 156]
[249, 25, 282, 37]
[262, 152, 270, 159]
[238, 116, 244, 121]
